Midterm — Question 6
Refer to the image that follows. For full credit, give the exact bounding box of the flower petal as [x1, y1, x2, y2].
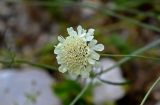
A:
[69, 69, 80, 76]
[87, 28, 95, 36]
[89, 39, 97, 48]
[82, 29, 87, 34]
[86, 35, 94, 41]
[59, 66, 67, 73]
[56, 56, 62, 64]
[58, 36, 65, 43]
[86, 65, 92, 72]
[93, 44, 104, 51]
[77, 25, 83, 36]
[68, 71, 78, 78]
[54, 43, 62, 54]
[91, 51, 100, 60]
[67, 27, 77, 36]
[88, 58, 96, 64]
[80, 33, 86, 37]
[81, 70, 89, 78]
[54, 47, 60, 54]
[74, 70, 81, 75]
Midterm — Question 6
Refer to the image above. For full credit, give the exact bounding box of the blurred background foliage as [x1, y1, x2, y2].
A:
[52, 79, 92, 105]
[0, 0, 160, 105]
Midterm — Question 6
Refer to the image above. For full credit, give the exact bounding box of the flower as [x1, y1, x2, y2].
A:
[54, 25, 104, 77]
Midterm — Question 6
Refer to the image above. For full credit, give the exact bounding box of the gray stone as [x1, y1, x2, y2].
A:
[0, 68, 61, 105]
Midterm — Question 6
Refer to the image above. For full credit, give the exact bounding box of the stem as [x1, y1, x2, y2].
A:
[15, 59, 57, 70]
[69, 79, 93, 105]
[98, 39, 160, 75]
[0, 59, 57, 71]
[140, 76, 160, 105]
[98, 77, 131, 85]
[101, 54, 160, 61]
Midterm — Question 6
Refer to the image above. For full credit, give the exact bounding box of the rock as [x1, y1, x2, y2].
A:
[0, 2, 11, 17]
[0, 68, 61, 105]
[156, 101, 160, 105]
[92, 58, 126, 105]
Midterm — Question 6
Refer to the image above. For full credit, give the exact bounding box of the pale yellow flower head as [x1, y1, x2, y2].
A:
[54, 25, 104, 77]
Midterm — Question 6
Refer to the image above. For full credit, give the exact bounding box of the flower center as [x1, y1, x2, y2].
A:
[60, 36, 89, 70]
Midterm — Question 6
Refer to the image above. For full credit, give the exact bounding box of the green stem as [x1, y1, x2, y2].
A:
[97, 39, 160, 75]
[15, 59, 57, 70]
[140, 76, 160, 105]
[101, 54, 160, 61]
[98, 77, 131, 85]
[0, 59, 57, 71]
[69, 79, 93, 105]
